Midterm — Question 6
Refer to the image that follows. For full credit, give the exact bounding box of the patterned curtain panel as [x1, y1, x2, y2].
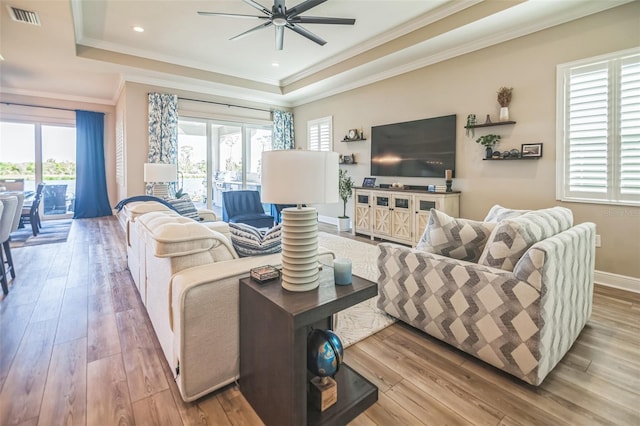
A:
[147, 93, 178, 195]
[272, 109, 294, 150]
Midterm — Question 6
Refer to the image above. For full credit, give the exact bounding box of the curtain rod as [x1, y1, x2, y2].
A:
[0, 101, 77, 112]
[178, 97, 272, 113]
[2, 99, 277, 114]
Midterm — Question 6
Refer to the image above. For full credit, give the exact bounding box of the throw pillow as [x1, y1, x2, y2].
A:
[167, 195, 200, 221]
[416, 208, 496, 263]
[484, 204, 530, 222]
[229, 223, 282, 258]
[479, 206, 573, 271]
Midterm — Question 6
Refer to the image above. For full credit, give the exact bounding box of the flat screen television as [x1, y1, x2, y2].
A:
[370, 114, 456, 178]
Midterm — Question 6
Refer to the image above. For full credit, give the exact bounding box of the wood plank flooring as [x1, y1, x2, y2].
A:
[0, 217, 638, 425]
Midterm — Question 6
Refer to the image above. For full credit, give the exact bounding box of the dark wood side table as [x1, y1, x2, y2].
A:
[239, 268, 378, 426]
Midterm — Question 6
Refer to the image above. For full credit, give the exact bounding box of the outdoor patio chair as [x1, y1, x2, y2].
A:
[0, 178, 25, 191]
[43, 184, 68, 215]
[21, 183, 45, 236]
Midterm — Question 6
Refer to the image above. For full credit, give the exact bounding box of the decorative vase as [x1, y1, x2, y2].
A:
[485, 147, 493, 159]
[499, 107, 509, 121]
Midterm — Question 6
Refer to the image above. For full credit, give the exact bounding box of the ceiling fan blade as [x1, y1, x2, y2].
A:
[275, 26, 284, 51]
[230, 21, 273, 41]
[291, 16, 355, 25]
[286, 23, 326, 46]
[197, 11, 267, 19]
[241, 0, 272, 16]
[287, 0, 327, 18]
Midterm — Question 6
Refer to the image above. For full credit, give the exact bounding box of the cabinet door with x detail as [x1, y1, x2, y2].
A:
[391, 195, 412, 243]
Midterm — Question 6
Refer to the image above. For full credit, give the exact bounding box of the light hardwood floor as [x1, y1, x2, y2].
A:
[0, 217, 638, 425]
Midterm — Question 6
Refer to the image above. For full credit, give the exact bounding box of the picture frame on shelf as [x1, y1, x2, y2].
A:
[521, 143, 543, 157]
[342, 154, 354, 164]
[362, 177, 376, 187]
[348, 129, 359, 140]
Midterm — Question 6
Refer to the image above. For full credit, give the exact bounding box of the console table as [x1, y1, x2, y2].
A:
[239, 268, 378, 426]
[353, 187, 460, 246]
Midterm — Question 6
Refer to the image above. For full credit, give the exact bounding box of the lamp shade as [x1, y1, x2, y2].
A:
[144, 163, 177, 183]
[261, 150, 339, 205]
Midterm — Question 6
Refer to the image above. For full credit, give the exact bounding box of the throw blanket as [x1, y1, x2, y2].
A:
[114, 195, 179, 213]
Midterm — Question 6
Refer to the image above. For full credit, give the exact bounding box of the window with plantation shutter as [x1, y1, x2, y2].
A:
[307, 116, 332, 152]
[557, 48, 640, 206]
[620, 57, 640, 198]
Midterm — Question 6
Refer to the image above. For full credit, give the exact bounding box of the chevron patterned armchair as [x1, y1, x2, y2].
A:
[377, 205, 596, 385]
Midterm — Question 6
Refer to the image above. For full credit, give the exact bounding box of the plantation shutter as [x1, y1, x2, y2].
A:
[558, 49, 640, 205]
[567, 63, 609, 197]
[308, 117, 332, 152]
[620, 57, 640, 198]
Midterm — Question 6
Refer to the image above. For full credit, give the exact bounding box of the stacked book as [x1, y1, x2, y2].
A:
[427, 185, 447, 192]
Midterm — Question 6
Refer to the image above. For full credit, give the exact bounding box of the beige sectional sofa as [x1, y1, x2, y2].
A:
[377, 205, 596, 385]
[117, 200, 217, 289]
[118, 202, 333, 401]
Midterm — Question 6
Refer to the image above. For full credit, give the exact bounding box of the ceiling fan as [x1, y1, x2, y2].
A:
[198, 0, 356, 50]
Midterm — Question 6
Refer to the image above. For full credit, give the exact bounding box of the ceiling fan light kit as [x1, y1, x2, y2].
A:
[198, 0, 356, 50]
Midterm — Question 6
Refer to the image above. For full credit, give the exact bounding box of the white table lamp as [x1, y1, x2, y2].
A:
[144, 163, 177, 198]
[261, 150, 339, 292]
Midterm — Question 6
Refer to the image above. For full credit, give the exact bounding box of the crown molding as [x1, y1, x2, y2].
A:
[285, 0, 634, 107]
[120, 73, 291, 109]
[0, 87, 116, 106]
[76, 37, 282, 87]
[280, 0, 481, 87]
[49, 0, 640, 109]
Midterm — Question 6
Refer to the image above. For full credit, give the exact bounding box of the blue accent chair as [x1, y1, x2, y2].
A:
[271, 204, 306, 224]
[222, 190, 274, 229]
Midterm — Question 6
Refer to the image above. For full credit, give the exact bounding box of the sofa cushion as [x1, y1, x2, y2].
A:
[484, 204, 530, 222]
[479, 206, 573, 272]
[137, 212, 236, 258]
[229, 223, 282, 257]
[416, 209, 496, 263]
[167, 195, 200, 221]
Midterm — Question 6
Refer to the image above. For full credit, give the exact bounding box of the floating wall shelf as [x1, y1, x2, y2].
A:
[483, 156, 540, 161]
[465, 121, 516, 129]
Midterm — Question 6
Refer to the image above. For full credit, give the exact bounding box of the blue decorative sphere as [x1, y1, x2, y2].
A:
[307, 329, 344, 378]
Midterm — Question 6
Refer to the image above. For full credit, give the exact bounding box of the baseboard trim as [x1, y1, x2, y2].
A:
[318, 215, 337, 226]
[595, 270, 640, 294]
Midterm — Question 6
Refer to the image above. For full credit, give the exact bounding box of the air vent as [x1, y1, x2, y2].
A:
[7, 5, 41, 26]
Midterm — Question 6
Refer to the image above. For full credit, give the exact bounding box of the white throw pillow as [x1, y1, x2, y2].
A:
[479, 206, 573, 271]
[484, 204, 530, 222]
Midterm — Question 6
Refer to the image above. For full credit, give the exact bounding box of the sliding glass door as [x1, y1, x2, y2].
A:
[41, 125, 76, 217]
[177, 118, 272, 214]
[177, 120, 208, 208]
[0, 121, 76, 219]
[0, 122, 36, 190]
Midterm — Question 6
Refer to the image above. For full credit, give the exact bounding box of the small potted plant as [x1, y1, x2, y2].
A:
[338, 169, 355, 232]
[476, 134, 501, 159]
[497, 87, 513, 121]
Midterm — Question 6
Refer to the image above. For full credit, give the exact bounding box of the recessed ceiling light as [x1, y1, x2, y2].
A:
[272, 62, 279, 67]
[133, 26, 144, 33]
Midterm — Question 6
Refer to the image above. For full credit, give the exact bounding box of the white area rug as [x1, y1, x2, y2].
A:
[318, 232, 396, 347]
